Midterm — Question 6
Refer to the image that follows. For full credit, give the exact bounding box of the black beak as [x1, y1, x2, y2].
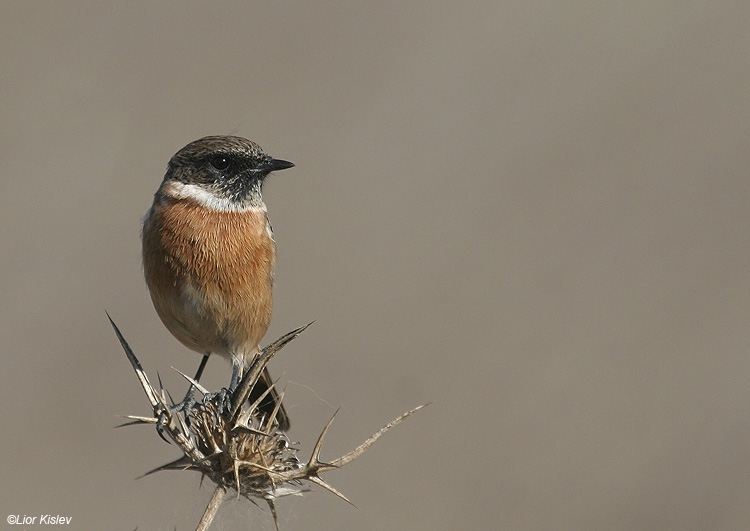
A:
[261, 158, 295, 172]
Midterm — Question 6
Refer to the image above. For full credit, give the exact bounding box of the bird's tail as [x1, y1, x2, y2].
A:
[249, 367, 290, 431]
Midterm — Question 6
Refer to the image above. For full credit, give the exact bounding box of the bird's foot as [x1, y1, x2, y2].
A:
[196, 387, 233, 416]
[155, 406, 173, 444]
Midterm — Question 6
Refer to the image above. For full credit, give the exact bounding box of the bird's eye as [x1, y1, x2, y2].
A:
[210, 155, 231, 171]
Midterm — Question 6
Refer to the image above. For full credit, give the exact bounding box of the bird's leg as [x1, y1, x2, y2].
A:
[210, 358, 243, 415]
[185, 353, 210, 402]
[193, 353, 210, 382]
[194, 356, 238, 413]
[229, 358, 243, 391]
[171, 353, 211, 421]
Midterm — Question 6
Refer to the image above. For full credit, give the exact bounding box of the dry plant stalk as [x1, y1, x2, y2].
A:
[108, 316, 425, 531]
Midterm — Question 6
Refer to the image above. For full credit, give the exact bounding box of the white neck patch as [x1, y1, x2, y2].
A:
[161, 181, 266, 213]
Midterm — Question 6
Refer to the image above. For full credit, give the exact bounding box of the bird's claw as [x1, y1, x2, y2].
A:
[155, 406, 172, 444]
[198, 387, 232, 415]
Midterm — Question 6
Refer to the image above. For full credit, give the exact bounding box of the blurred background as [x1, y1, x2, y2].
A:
[2, 2, 750, 530]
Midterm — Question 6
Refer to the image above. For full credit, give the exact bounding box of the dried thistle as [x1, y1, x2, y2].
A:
[108, 315, 425, 530]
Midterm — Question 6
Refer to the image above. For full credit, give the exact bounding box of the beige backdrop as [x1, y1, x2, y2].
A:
[2, 2, 750, 530]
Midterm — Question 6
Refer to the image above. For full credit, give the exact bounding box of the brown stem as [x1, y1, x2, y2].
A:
[195, 485, 226, 531]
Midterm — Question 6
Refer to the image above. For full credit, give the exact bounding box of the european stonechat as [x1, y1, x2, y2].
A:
[141, 135, 293, 430]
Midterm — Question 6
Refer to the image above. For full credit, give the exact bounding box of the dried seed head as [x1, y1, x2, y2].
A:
[109, 316, 425, 530]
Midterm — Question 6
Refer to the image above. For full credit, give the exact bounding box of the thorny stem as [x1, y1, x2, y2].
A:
[230, 322, 313, 423]
[196, 485, 226, 531]
[108, 315, 427, 530]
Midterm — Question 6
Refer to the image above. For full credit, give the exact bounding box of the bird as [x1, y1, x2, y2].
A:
[141, 135, 293, 430]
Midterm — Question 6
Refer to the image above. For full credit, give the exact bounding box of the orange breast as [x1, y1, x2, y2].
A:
[142, 197, 275, 362]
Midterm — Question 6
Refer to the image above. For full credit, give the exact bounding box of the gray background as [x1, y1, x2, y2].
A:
[2, 2, 750, 530]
